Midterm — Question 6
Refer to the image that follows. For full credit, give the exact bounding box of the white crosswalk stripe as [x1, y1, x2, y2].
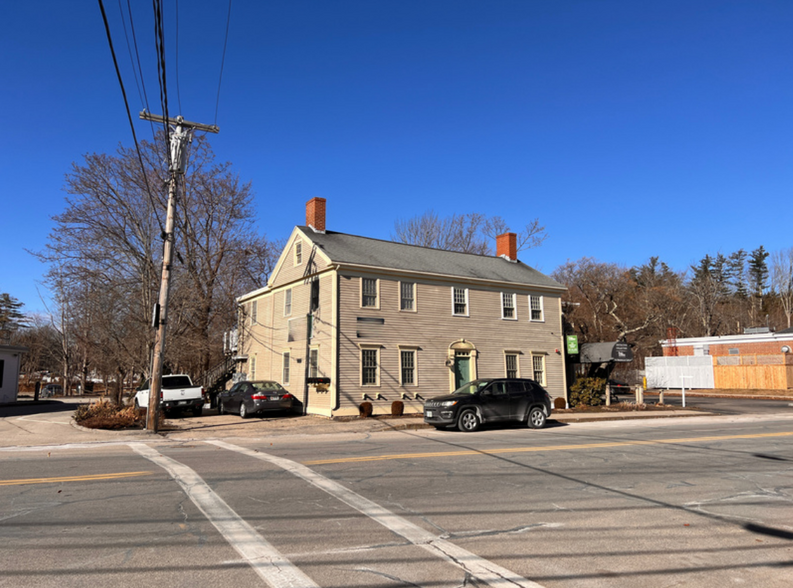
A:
[208, 439, 546, 588]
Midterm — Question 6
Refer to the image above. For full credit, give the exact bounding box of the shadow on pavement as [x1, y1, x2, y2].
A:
[0, 400, 78, 418]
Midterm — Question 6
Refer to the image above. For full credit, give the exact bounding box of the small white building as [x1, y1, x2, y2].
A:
[0, 344, 28, 403]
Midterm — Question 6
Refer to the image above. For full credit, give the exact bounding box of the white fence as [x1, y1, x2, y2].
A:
[645, 356, 714, 389]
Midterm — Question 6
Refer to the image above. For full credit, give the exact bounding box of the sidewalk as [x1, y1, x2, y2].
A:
[0, 397, 714, 449]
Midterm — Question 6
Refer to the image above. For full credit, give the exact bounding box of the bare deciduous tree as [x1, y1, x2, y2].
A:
[34, 134, 280, 393]
[392, 210, 547, 255]
[771, 248, 793, 328]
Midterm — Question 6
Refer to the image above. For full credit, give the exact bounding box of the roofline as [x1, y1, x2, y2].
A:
[0, 344, 29, 353]
[238, 285, 269, 303]
[333, 262, 566, 293]
[661, 333, 793, 347]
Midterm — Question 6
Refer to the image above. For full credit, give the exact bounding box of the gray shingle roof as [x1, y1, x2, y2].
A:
[299, 227, 564, 290]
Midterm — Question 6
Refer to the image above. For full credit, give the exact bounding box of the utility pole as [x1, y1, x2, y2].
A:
[140, 111, 219, 432]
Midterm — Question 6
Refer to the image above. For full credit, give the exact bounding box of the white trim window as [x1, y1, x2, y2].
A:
[361, 347, 379, 386]
[250, 355, 257, 380]
[529, 295, 544, 322]
[309, 348, 319, 379]
[400, 281, 415, 311]
[400, 349, 416, 385]
[284, 288, 292, 317]
[310, 279, 320, 311]
[452, 287, 469, 316]
[532, 354, 545, 385]
[505, 353, 519, 378]
[294, 241, 303, 266]
[251, 300, 258, 325]
[282, 352, 290, 385]
[362, 278, 378, 308]
[501, 292, 516, 320]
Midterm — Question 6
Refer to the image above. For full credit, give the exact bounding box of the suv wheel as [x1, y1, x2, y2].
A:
[527, 406, 547, 429]
[457, 409, 481, 432]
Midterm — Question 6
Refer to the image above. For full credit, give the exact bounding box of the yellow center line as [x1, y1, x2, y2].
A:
[0, 471, 154, 486]
[303, 431, 793, 465]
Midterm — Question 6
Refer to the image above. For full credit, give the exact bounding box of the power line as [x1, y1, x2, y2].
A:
[122, 0, 158, 142]
[117, 0, 145, 110]
[153, 0, 172, 170]
[96, 0, 164, 235]
[214, 0, 232, 126]
[175, 0, 183, 114]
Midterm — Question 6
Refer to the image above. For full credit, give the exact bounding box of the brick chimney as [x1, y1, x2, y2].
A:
[306, 197, 326, 233]
[496, 232, 517, 262]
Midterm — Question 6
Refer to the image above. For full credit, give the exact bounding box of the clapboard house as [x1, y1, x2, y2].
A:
[237, 198, 567, 416]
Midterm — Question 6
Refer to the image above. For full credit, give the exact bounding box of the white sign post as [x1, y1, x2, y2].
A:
[680, 375, 693, 408]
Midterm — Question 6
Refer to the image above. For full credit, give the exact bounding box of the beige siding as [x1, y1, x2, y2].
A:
[240, 270, 336, 416]
[269, 232, 330, 290]
[336, 272, 565, 416]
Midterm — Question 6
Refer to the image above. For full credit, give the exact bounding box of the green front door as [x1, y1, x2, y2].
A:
[454, 355, 471, 390]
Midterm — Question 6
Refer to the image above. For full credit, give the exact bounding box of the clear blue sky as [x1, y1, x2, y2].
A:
[2, 1, 791, 316]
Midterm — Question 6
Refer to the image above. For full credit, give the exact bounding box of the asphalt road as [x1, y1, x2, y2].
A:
[2, 412, 792, 587]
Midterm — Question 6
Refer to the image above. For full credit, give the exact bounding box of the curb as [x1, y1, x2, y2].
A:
[550, 411, 713, 423]
[69, 417, 162, 437]
[651, 391, 793, 402]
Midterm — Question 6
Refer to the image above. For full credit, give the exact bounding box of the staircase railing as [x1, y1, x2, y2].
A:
[197, 354, 238, 406]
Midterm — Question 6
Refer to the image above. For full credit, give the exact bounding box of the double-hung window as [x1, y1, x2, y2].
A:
[282, 352, 290, 385]
[294, 241, 303, 265]
[400, 282, 415, 311]
[505, 353, 518, 378]
[284, 288, 292, 316]
[532, 354, 545, 385]
[309, 348, 319, 379]
[310, 280, 320, 311]
[362, 278, 378, 308]
[502, 293, 516, 319]
[251, 300, 258, 324]
[250, 355, 257, 380]
[400, 350, 416, 385]
[529, 295, 544, 322]
[452, 287, 468, 316]
[361, 348, 379, 385]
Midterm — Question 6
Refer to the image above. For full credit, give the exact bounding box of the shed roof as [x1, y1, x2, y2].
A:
[300, 228, 564, 290]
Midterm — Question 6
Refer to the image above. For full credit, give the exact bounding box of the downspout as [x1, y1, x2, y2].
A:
[333, 264, 341, 412]
[303, 311, 311, 415]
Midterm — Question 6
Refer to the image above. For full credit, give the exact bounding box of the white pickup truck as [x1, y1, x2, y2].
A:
[133, 374, 205, 417]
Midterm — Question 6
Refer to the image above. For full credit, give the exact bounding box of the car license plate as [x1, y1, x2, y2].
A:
[426, 410, 434, 417]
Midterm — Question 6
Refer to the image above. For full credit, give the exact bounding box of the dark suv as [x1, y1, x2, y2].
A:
[423, 378, 553, 432]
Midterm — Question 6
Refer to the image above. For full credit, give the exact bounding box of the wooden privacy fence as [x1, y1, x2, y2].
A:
[713, 354, 793, 390]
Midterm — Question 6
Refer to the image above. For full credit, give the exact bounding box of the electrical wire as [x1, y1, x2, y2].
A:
[123, 0, 158, 142]
[117, 0, 145, 110]
[214, 0, 232, 126]
[96, 0, 164, 236]
[175, 0, 183, 115]
[153, 0, 172, 170]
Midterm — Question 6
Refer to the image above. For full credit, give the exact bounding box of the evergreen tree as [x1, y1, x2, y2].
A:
[0, 293, 28, 338]
[748, 246, 770, 324]
[726, 249, 748, 297]
[748, 246, 770, 296]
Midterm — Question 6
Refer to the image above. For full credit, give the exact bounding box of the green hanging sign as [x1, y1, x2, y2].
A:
[566, 335, 579, 355]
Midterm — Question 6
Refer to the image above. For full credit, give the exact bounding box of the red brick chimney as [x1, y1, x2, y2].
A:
[496, 232, 517, 261]
[306, 197, 326, 232]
